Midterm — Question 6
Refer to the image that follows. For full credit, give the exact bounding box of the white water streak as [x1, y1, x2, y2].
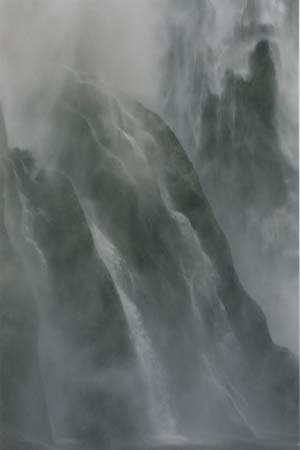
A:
[90, 222, 176, 436]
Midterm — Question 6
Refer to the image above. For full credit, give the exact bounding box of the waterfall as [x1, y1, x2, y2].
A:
[0, 1, 297, 446]
[90, 222, 176, 437]
[160, 0, 298, 354]
[117, 289, 176, 436]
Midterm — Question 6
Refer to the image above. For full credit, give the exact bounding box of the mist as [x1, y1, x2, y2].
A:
[159, 0, 299, 353]
[0, 0, 162, 152]
[0, 1, 298, 449]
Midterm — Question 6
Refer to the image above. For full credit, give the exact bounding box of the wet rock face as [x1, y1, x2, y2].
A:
[160, 3, 298, 354]
[10, 149, 149, 447]
[1, 76, 298, 447]
[0, 127, 51, 442]
[0, 211, 52, 442]
[133, 105, 299, 435]
[199, 40, 292, 217]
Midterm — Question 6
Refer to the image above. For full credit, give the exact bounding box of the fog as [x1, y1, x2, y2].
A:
[0, 0, 162, 152]
[0, 1, 298, 449]
[159, 0, 299, 353]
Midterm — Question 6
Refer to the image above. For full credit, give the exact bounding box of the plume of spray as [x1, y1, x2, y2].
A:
[0, 0, 162, 154]
[158, 0, 299, 354]
[0, 1, 164, 443]
[0, 1, 298, 444]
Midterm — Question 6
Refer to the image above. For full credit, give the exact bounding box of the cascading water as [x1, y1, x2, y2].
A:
[90, 222, 176, 437]
[159, 0, 299, 354]
[0, 1, 298, 449]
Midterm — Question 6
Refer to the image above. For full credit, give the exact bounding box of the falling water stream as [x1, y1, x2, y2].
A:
[0, 1, 298, 449]
[90, 222, 176, 437]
